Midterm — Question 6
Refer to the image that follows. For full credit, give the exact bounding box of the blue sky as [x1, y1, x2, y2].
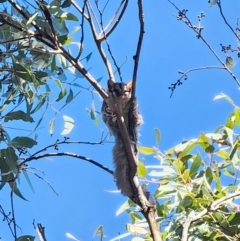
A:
[1, 0, 240, 240]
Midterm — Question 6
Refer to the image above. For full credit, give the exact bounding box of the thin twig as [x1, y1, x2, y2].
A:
[75, 1, 87, 60]
[85, 1, 115, 82]
[169, 66, 226, 97]
[10, 190, 17, 240]
[99, 0, 129, 41]
[95, 0, 123, 82]
[218, 0, 240, 41]
[132, 0, 145, 98]
[168, 0, 240, 90]
[22, 152, 114, 175]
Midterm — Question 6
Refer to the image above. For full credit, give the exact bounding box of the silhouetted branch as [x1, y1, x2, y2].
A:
[95, 0, 123, 82]
[27, 168, 58, 195]
[168, 0, 240, 95]
[10, 190, 17, 240]
[132, 0, 145, 98]
[22, 152, 114, 175]
[218, 0, 240, 41]
[85, 1, 115, 82]
[169, 66, 226, 97]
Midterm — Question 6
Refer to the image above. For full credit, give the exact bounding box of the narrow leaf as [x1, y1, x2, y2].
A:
[190, 154, 202, 177]
[49, 118, 55, 135]
[85, 52, 92, 62]
[66, 88, 73, 103]
[22, 170, 34, 193]
[139, 146, 155, 155]
[154, 128, 161, 146]
[138, 161, 147, 178]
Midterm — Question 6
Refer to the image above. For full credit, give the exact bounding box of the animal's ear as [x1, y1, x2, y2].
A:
[126, 80, 133, 90]
[107, 79, 115, 90]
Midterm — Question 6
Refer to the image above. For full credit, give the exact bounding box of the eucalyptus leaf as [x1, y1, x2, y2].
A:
[61, 115, 74, 135]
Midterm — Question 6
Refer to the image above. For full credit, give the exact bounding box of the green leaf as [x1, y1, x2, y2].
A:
[4, 110, 34, 123]
[85, 52, 92, 62]
[201, 186, 214, 201]
[9, 182, 27, 201]
[190, 154, 202, 177]
[52, 17, 69, 35]
[16, 235, 35, 241]
[64, 13, 78, 21]
[5, 147, 18, 170]
[182, 169, 190, 182]
[56, 88, 67, 101]
[138, 161, 147, 178]
[66, 88, 73, 103]
[51, 55, 56, 72]
[30, 97, 46, 114]
[215, 150, 229, 159]
[226, 56, 235, 69]
[26, 12, 38, 25]
[234, 108, 240, 126]
[116, 200, 133, 216]
[181, 195, 193, 208]
[228, 212, 240, 225]
[139, 146, 155, 155]
[61, 115, 74, 135]
[229, 141, 238, 160]
[90, 101, 97, 120]
[154, 128, 161, 146]
[61, 0, 71, 8]
[13, 62, 32, 82]
[22, 170, 34, 193]
[11, 137, 37, 148]
[224, 126, 233, 146]
[49, 118, 55, 135]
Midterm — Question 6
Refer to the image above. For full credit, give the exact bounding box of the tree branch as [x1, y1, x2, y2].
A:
[218, 0, 240, 41]
[168, 0, 240, 89]
[22, 152, 114, 175]
[181, 190, 240, 241]
[169, 66, 226, 97]
[132, 0, 145, 98]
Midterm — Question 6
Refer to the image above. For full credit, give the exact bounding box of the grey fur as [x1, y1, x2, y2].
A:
[101, 81, 142, 196]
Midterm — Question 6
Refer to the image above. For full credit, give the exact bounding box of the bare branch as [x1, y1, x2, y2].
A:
[132, 0, 145, 98]
[85, 1, 115, 82]
[169, 66, 226, 97]
[99, 0, 129, 40]
[70, 0, 89, 20]
[218, 0, 240, 41]
[95, 0, 123, 82]
[10, 190, 17, 240]
[181, 190, 240, 241]
[168, 0, 240, 89]
[22, 152, 114, 175]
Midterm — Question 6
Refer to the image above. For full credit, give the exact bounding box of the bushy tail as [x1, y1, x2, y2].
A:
[113, 139, 137, 197]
